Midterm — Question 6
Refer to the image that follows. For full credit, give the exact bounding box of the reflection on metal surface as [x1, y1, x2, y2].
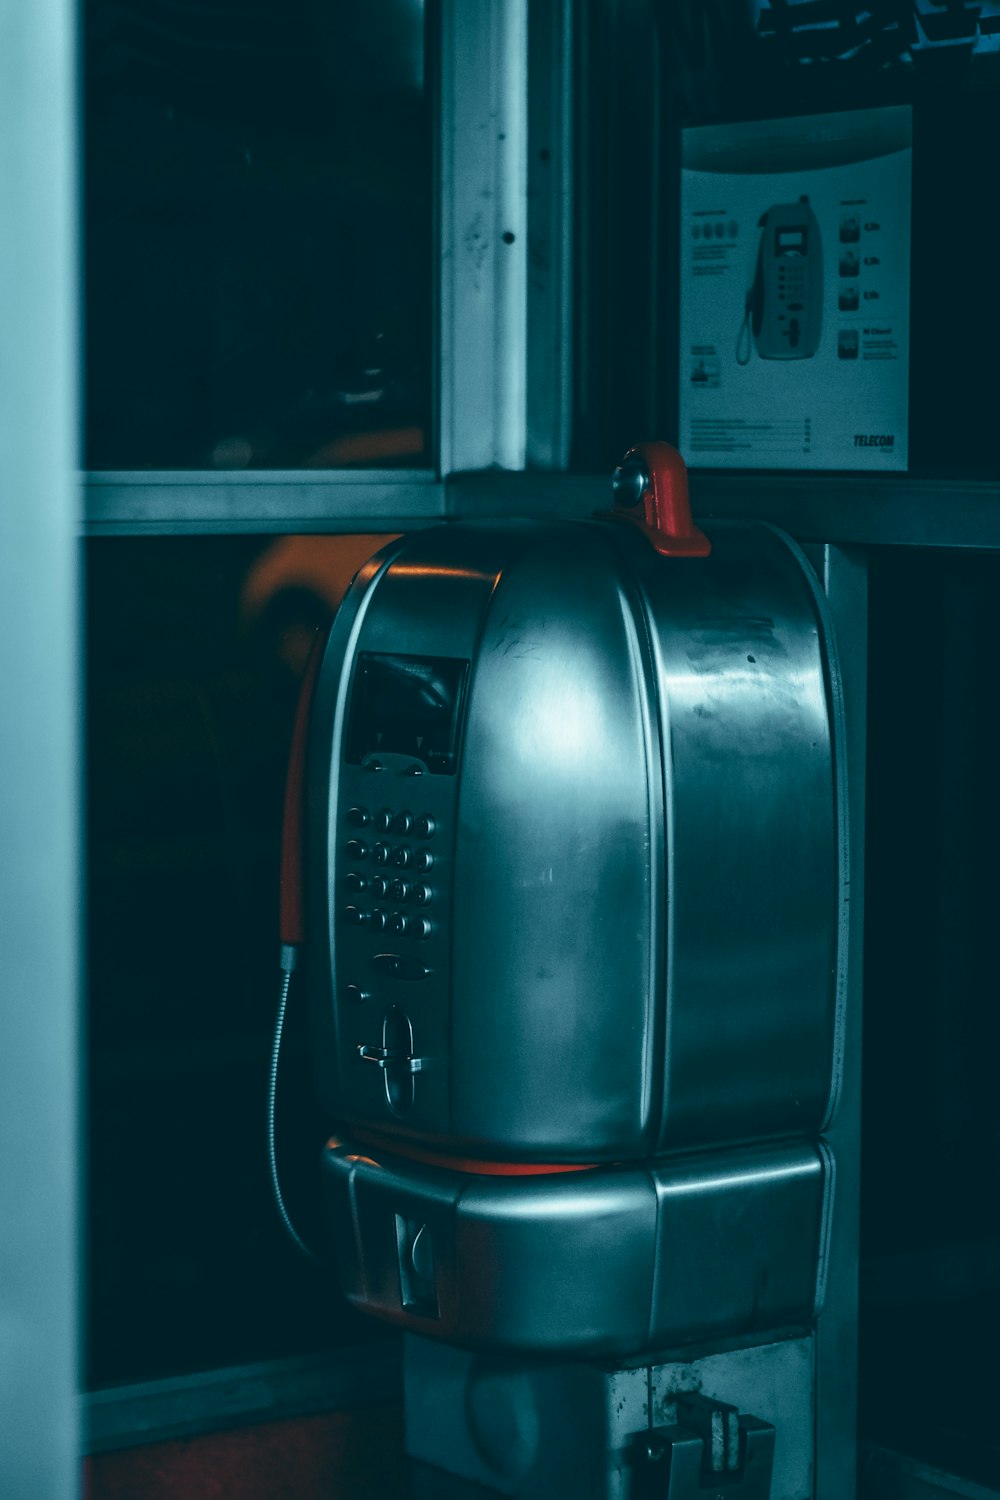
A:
[612, 454, 648, 508]
[655, 1155, 821, 1198]
[509, 674, 606, 765]
[311, 517, 842, 1159]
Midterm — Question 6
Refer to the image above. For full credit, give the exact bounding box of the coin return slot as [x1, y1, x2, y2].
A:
[395, 1216, 439, 1318]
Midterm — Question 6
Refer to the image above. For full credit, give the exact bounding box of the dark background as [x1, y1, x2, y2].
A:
[84, 0, 431, 470]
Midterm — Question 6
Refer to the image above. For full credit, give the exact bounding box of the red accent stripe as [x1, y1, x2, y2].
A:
[350, 1129, 598, 1177]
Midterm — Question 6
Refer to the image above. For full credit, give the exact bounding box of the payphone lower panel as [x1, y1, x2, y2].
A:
[321, 1135, 832, 1357]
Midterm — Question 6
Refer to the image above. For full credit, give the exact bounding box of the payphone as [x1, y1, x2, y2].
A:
[277, 443, 847, 1496]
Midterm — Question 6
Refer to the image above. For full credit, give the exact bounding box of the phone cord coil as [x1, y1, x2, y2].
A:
[267, 943, 325, 1266]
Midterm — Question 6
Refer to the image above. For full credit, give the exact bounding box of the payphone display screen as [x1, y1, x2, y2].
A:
[775, 226, 807, 255]
[346, 653, 469, 774]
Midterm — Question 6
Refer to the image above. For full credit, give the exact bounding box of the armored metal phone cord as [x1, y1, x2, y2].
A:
[267, 944, 325, 1266]
[736, 298, 753, 366]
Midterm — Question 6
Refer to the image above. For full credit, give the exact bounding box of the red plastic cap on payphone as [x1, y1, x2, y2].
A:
[611, 440, 711, 558]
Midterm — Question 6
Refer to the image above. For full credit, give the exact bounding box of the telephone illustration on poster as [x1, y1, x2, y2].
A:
[679, 106, 912, 470]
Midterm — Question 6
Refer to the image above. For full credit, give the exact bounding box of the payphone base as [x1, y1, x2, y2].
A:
[403, 1334, 813, 1499]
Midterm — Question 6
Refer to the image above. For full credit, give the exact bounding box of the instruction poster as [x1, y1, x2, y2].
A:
[679, 106, 911, 470]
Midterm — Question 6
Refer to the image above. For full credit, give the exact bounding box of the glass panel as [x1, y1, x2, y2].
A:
[84, 1, 431, 471]
[86, 534, 396, 1386]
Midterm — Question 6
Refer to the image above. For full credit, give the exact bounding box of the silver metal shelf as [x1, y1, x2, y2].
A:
[82, 469, 445, 535]
[449, 468, 1000, 552]
[451, 470, 1000, 551]
[82, 468, 1000, 549]
[690, 472, 1000, 551]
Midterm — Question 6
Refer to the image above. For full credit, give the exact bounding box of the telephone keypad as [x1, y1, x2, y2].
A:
[340, 803, 441, 938]
[339, 763, 449, 1125]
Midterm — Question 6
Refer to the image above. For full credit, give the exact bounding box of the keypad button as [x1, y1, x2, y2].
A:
[375, 808, 393, 833]
[390, 878, 411, 903]
[389, 912, 409, 936]
[415, 849, 434, 873]
[347, 806, 371, 828]
[374, 842, 392, 866]
[371, 876, 389, 899]
[393, 811, 413, 835]
[415, 814, 436, 839]
[346, 840, 369, 861]
[343, 906, 367, 926]
[412, 917, 432, 941]
[344, 872, 366, 894]
[413, 884, 432, 906]
[392, 845, 412, 869]
[370, 909, 388, 933]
